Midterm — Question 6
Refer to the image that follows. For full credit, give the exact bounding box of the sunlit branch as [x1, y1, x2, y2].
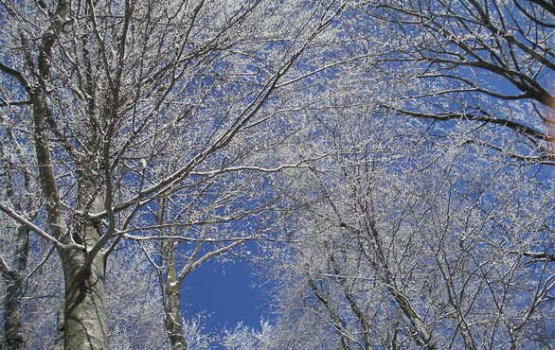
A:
[177, 239, 247, 282]
[189, 159, 325, 176]
[523, 251, 555, 263]
[0, 203, 84, 250]
[381, 105, 548, 142]
[276, 52, 382, 88]
[461, 139, 555, 165]
[124, 234, 255, 243]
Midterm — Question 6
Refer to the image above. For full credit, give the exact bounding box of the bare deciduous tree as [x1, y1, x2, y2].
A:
[358, 0, 555, 163]
[2, 1, 552, 349]
[0, 0, 347, 348]
[266, 106, 554, 349]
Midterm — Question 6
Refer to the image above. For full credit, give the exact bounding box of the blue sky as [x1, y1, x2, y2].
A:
[181, 257, 272, 334]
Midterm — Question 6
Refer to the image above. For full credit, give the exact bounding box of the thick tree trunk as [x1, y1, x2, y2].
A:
[27, 1, 109, 346]
[60, 250, 107, 350]
[52, 304, 65, 350]
[59, 189, 108, 350]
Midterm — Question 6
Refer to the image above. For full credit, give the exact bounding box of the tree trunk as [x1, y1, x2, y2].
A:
[164, 252, 187, 350]
[60, 247, 107, 350]
[59, 187, 108, 350]
[52, 303, 65, 350]
[2, 226, 30, 350]
[26, 2, 109, 345]
[3, 271, 25, 350]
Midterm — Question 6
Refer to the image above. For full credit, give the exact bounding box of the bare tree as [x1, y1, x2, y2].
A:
[266, 104, 554, 349]
[103, 245, 167, 350]
[2, 1, 551, 349]
[140, 170, 278, 350]
[0, 0, 347, 348]
[357, 0, 555, 163]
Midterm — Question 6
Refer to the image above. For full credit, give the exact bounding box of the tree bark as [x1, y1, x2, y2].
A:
[52, 303, 65, 350]
[31, 88, 109, 349]
[60, 249, 107, 350]
[165, 283, 187, 350]
[1, 226, 30, 350]
[30, 44, 109, 346]
[3, 270, 25, 350]
[164, 250, 187, 350]
[57, 176, 109, 350]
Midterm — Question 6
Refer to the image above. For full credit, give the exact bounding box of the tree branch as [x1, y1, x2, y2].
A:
[0, 253, 12, 275]
[382, 105, 548, 142]
[524, 251, 555, 263]
[0, 62, 29, 89]
[177, 239, 247, 282]
[0, 203, 84, 250]
[0, 100, 32, 107]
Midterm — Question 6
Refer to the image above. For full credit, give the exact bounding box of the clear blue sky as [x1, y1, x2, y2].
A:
[181, 257, 272, 334]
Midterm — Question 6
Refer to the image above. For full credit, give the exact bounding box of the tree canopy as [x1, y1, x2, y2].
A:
[0, 1, 553, 349]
